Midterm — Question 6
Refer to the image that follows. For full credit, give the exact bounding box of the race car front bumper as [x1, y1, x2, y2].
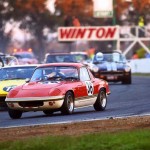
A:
[5, 96, 65, 111]
[92, 71, 130, 82]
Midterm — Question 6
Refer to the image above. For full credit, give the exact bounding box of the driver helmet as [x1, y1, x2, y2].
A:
[96, 52, 104, 61]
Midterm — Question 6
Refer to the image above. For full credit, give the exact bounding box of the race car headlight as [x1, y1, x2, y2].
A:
[7, 89, 19, 98]
[124, 66, 131, 72]
[93, 66, 99, 72]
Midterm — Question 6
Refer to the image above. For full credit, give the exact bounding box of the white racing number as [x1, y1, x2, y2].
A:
[85, 81, 94, 96]
[3, 85, 16, 92]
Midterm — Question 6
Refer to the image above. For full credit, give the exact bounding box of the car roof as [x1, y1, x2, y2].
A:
[1, 64, 39, 69]
[70, 52, 88, 55]
[0, 54, 5, 57]
[0, 54, 13, 57]
[13, 51, 34, 55]
[37, 63, 85, 69]
[100, 50, 122, 54]
[47, 53, 72, 56]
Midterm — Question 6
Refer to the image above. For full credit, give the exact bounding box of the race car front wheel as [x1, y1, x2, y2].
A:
[8, 109, 22, 119]
[61, 91, 74, 115]
[122, 74, 132, 84]
[94, 89, 107, 111]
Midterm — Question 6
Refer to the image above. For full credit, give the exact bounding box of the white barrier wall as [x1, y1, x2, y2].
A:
[130, 58, 150, 73]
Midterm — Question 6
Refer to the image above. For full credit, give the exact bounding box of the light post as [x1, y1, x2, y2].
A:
[112, 0, 116, 50]
[112, 0, 116, 25]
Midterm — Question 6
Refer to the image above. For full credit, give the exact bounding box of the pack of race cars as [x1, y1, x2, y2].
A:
[0, 50, 132, 119]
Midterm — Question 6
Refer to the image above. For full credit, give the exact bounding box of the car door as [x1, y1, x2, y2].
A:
[74, 67, 95, 108]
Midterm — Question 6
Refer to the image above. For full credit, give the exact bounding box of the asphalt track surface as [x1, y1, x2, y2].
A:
[0, 76, 150, 128]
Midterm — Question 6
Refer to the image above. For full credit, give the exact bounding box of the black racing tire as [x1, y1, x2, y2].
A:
[122, 72, 132, 84]
[61, 91, 74, 115]
[0, 57, 4, 67]
[94, 89, 107, 111]
[8, 109, 22, 119]
[43, 110, 54, 115]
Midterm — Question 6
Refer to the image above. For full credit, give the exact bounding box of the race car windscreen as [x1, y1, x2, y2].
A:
[30, 66, 78, 82]
[46, 54, 76, 63]
[93, 53, 126, 63]
[0, 67, 35, 80]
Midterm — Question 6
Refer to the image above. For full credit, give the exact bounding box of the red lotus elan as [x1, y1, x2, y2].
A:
[5, 63, 111, 119]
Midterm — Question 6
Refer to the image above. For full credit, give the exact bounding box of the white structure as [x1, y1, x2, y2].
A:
[118, 26, 150, 56]
[92, 0, 113, 18]
[130, 59, 150, 73]
[58, 25, 150, 56]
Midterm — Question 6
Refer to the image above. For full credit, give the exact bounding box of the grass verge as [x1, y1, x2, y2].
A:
[132, 73, 150, 76]
[0, 129, 149, 150]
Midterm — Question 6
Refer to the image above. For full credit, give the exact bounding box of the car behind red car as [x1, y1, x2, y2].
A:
[13, 51, 38, 65]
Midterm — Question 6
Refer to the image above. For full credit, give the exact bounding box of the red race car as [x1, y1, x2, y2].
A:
[5, 63, 111, 119]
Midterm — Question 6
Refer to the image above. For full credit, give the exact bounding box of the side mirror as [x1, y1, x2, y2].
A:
[25, 78, 30, 83]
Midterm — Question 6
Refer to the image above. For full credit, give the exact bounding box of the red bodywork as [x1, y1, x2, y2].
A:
[6, 63, 111, 112]
[7, 63, 110, 97]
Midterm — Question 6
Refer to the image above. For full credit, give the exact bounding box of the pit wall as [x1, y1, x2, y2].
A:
[130, 58, 150, 73]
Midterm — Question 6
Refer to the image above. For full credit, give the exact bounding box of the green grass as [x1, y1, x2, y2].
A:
[0, 129, 150, 150]
[132, 73, 150, 76]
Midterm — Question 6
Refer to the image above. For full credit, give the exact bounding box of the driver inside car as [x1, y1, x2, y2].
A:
[46, 69, 66, 80]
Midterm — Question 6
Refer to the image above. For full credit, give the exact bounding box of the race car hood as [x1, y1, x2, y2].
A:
[96, 61, 125, 71]
[22, 81, 63, 90]
[0, 79, 25, 96]
[8, 81, 64, 98]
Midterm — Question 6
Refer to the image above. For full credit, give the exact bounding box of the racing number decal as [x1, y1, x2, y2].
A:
[3, 85, 16, 92]
[85, 81, 94, 96]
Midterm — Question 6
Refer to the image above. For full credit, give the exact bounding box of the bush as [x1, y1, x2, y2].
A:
[136, 48, 147, 58]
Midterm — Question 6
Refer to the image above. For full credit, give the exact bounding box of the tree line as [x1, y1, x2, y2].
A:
[0, 0, 150, 60]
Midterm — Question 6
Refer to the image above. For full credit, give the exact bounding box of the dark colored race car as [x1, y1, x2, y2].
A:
[44, 53, 77, 63]
[13, 51, 38, 65]
[0, 53, 19, 67]
[89, 50, 131, 84]
[70, 52, 90, 62]
[5, 63, 110, 119]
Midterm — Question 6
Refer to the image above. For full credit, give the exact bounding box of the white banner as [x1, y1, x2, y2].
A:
[58, 26, 119, 41]
[93, 0, 113, 18]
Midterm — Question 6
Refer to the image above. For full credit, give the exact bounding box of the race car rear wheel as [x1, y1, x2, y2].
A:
[8, 109, 22, 119]
[94, 89, 107, 111]
[61, 91, 74, 115]
[43, 110, 54, 115]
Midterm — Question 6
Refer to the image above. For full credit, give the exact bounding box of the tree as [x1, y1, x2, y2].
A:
[55, 0, 94, 26]
[0, 1, 12, 53]
[1, 0, 150, 58]
[0, 0, 58, 61]
[56, 0, 150, 26]
[115, 0, 150, 25]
